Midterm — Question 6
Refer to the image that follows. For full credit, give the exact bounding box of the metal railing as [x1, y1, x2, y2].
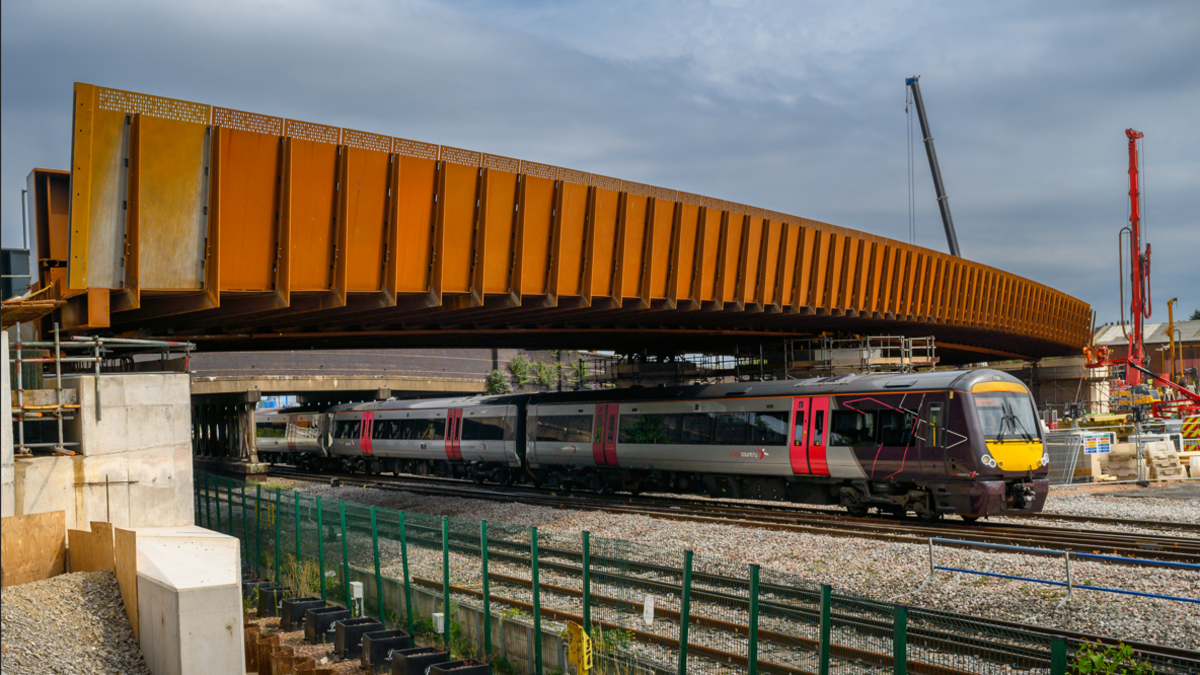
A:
[10, 323, 194, 455]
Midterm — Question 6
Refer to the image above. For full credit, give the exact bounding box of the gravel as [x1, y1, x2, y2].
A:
[264, 478, 1200, 650]
[1, 571, 150, 675]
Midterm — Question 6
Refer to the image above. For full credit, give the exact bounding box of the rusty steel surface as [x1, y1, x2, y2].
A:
[39, 83, 1092, 361]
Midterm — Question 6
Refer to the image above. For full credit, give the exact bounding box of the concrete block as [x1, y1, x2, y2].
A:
[135, 526, 244, 675]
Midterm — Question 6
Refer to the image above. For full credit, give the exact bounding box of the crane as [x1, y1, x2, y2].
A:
[905, 76, 962, 257]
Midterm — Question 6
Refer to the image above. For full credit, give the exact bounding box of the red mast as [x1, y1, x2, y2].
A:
[1125, 128, 1150, 385]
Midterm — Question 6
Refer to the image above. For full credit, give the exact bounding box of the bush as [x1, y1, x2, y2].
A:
[485, 370, 512, 395]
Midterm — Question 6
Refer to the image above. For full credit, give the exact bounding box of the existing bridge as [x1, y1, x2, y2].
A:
[27, 83, 1092, 362]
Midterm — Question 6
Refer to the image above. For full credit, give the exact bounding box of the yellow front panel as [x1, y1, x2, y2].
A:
[984, 441, 1044, 472]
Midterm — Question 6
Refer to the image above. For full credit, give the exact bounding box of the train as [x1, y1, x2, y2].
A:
[255, 368, 1050, 521]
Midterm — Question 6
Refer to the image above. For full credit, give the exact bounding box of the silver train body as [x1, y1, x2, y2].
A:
[255, 369, 1050, 519]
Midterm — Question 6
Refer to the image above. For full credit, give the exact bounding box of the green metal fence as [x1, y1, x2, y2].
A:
[197, 473, 1196, 675]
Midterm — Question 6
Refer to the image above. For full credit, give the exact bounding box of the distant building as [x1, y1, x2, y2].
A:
[1092, 320, 1200, 383]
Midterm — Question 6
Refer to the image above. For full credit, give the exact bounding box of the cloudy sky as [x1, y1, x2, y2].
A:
[2, 0, 1197, 324]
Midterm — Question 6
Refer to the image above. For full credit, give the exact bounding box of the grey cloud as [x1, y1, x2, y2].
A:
[2, 0, 1197, 325]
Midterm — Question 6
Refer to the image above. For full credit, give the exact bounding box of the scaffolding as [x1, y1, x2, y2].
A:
[10, 323, 195, 455]
[582, 336, 940, 388]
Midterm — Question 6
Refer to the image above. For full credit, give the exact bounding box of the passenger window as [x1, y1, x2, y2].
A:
[813, 411, 825, 447]
[793, 411, 805, 446]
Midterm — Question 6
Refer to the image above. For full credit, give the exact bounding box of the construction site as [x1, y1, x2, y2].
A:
[2, 6, 1199, 674]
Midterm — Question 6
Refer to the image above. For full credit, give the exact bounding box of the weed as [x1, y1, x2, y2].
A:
[1073, 642, 1155, 674]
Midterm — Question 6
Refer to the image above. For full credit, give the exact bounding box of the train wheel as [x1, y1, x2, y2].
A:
[845, 503, 869, 518]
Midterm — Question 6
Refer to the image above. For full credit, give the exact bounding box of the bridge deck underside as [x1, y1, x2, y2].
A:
[38, 84, 1092, 363]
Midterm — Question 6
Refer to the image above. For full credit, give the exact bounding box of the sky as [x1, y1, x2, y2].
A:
[2, 0, 1197, 325]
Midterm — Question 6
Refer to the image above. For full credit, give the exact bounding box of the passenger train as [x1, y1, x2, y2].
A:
[256, 369, 1049, 520]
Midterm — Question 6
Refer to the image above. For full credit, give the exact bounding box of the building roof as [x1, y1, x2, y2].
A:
[1093, 320, 1200, 346]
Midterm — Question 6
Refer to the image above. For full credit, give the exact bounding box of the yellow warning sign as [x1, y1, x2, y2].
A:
[566, 621, 592, 674]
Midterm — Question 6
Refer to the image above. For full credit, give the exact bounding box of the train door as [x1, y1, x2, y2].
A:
[591, 404, 619, 467]
[445, 409, 463, 460]
[807, 397, 830, 476]
[789, 398, 809, 473]
[922, 398, 947, 475]
[360, 412, 374, 456]
[790, 397, 830, 476]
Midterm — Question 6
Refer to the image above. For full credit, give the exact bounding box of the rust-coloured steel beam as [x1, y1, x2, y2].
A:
[41, 83, 1092, 360]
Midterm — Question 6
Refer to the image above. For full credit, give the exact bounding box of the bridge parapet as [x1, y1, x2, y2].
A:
[30, 83, 1091, 361]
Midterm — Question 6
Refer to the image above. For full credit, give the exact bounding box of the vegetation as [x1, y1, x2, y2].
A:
[507, 354, 533, 386]
[1073, 642, 1155, 675]
[485, 369, 513, 395]
[1190, 309, 1200, 321]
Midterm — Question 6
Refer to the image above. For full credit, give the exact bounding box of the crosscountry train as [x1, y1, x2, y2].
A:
[256, 368, 1049, 520]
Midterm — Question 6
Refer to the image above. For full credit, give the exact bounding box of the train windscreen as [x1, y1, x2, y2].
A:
[974, 392, 1040, 443]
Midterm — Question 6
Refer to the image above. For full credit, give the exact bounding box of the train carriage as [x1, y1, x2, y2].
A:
[256, 368, 1048, 520]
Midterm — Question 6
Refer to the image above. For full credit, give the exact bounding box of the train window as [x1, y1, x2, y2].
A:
[619, 414, 668, 444]
[463, 416, 506, 441]
[750, 411, 789, 445]
[793, 411, 805, 446]
[830, 410, 876, 446]
[334, 420, 361, 439]
[678, 413, 714, 444]
[714, 413, 751, 445]
[372, 420, 400, 440]
[256, 422, 286, 438]
[877, 410, 915, 446]
[537, 415, 593, 443]
[411, 418, 445, 441]
[813, 411, 825, 446]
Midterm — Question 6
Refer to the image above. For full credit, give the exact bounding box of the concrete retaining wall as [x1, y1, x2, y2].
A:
[10, 373, 193, 530]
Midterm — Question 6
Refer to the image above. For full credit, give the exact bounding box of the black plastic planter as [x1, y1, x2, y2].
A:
[255, 586, 293, 617]
[304, 605, 351, 644]
[391, 647, 450, 675]
[429, 659, 491, 674]
[334, 617, 384, 659]
[280, 597, 325, 632]
[361, 630, 414, 673]
[242, 579, 274, 601]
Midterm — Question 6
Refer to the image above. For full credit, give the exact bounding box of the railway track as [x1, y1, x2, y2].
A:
[204, 476, 1199, 673]
[262, 467, 1200, 565]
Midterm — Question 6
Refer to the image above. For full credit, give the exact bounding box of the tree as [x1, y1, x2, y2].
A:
[1190, 309, 1200, 321]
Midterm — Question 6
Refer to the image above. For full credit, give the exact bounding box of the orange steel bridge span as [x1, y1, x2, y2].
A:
[30, 83, 1091, 362]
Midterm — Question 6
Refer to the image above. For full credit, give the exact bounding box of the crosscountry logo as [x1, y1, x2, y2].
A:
[729, 449, 769, 459]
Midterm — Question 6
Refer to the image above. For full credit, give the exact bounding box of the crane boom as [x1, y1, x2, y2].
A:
[906, 76, 962, 257]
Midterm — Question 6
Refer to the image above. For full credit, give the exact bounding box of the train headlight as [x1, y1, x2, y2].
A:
[980, 454, 997, 468]
[1041, 453, 1050, 467]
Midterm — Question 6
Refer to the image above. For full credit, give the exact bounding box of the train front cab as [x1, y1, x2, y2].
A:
[950, 378, 1049, 518]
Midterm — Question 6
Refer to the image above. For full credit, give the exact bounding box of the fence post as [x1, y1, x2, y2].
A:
[400, 512, 414, 635]
[340, 501, 350, 610]
[893, 605, 907, 675]
[215, 476, 224, 533]
[482, 520, 491, 659]
[582, 531, 591, 635]
[295, 490, 302, 565]
[317, 496, 326, 602]
[1051, 639, 1068, 675]
[819, 584, 832, 675]
[227, 479, 235, 537]
[255, 484, 262, 577]
[532, 526, 543, 675]
[748, 564, 760, 675]
[240, 484, 249, 566]
[274, 487, 282, 584]
[204, 474, 212, 529]
[442, 517, 451, 650]
[371, 507, 383, 620]
[678, 550, 694, 675]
